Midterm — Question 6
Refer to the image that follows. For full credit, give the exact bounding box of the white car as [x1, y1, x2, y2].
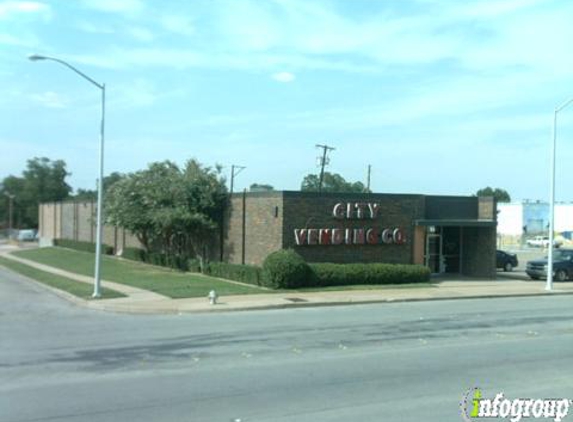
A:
[526, 236, 562, 248]
[17, 229, 37, 241]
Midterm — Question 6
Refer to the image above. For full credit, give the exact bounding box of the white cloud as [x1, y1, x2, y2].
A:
[80, 0, 143, 15]
[456, 0, 544, 18]
[0, 31, 39, 46]
[160, 15, 195, 36]
[0, 1, 51, 19]
[207, 0, 569, 74]
[126, 26, 155, 42]
[112, 78, 157, 108]
[29, 91, 69, 109]
[69, 47, 377, 74]
[75, 20, 115, 34]
[272, 71, 295, 83]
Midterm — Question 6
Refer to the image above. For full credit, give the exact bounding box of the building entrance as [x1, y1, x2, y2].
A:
[424, 227, 461, 274]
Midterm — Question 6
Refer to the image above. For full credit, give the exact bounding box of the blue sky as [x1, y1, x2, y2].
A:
[2, 0, 573, 201]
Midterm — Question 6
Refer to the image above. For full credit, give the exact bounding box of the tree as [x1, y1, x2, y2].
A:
[250, 183, 274, 192]
[476, 187, 511, 203]
[72, 172, 125, 200]
[105, 159, 227, 270]
[301, 172, 369, 193]
[0, 157, 72, 228]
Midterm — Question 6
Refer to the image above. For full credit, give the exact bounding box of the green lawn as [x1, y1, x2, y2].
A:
[12, 248, 266, 299]
[0, 256, 126, 299]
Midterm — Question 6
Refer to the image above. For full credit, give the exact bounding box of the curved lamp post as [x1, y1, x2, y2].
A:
[547, 97, 573, 291]
[29, 54, 105, 298]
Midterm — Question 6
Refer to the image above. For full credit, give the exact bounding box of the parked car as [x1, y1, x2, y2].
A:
[526, 249, 573, 281]
[496, 250, 518, 272]
[17, 229, 37, 241]
[526, 236, 562, 248]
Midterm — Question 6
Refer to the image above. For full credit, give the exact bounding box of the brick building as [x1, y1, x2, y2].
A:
[223, 191, 497, 278]
[39, 191, 497, 278]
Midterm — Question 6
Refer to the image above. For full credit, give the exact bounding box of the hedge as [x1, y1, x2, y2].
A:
[262, 249, 308, 289]
[120, 246, 191, 271]
[260, 249, 430, 289]
[206, 262, 263, 286]
[54, 239, 114, 255]
[121, 247, 259, 281]
[121, 246, 146, 262]
[307, 262, 431, 287]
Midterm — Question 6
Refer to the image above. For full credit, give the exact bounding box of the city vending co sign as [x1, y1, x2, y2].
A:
[294, 202, 406, 246]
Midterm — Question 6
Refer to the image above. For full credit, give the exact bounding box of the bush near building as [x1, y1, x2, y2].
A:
[261, 249, 309, 289]
[262, 249, 430, 289]
[120, 246, 190, 271]
[122, 246, 262, 284]
[206, 262, 263, 286]
[308, 262, 430, 287]
[54, 239, 114, 255]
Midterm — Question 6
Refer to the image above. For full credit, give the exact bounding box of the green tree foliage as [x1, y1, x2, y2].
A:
[476, 186, 511, 203]
[105, 159, 227, 270]
[301, 172, 369, 193]
[72, 172, 125, 200]
[0, 157, 71, 228]
[249, 183, 274, 192]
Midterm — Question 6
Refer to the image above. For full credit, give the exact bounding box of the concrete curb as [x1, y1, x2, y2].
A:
[75, 289, 573, 315]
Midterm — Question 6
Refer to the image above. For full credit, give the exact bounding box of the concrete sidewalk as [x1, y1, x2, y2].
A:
[3, 247, 573, 314]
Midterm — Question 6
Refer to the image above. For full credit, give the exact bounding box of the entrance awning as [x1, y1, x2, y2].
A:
[415, 219, 496, 227]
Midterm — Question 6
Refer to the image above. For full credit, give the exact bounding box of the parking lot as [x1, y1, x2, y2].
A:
[496, 247, 558, 281]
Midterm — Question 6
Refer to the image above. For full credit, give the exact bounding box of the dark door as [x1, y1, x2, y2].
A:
[442, 227, 461, 273]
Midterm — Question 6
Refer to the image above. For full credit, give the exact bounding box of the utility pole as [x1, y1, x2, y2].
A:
[315, 144, 335, 193]
[366, 164, 371, 193]
[4, 192, 14, 239]
[230, 165, 246, 195]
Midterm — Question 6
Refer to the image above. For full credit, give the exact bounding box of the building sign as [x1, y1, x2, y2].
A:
[294, 202, 406, 246]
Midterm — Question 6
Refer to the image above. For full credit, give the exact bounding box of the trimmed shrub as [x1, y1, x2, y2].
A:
[54, 239, 113, 255]
[262, 249, 309, 289]
[121, 246, 146, 262]
[308, 263, 431, 287]
[187, 259, 201, 273]
[207, 262, 263, 286]
[120, 247, 189, 271]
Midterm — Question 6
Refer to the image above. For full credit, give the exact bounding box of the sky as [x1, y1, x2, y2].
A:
[2, 0, 573, 202]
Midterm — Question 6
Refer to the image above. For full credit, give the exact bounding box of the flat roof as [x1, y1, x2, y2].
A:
[415, 219, 496, 227]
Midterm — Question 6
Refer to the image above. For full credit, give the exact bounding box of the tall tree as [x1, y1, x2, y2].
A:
[105, 159, 227, 270]
[0, 157, 71, 228]
[72, 172, 125, 200]
[301, 172, 369, 193]
[476, 187, 511, 203]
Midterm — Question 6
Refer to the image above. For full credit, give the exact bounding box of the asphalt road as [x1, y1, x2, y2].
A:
[1, 267, 573, 422]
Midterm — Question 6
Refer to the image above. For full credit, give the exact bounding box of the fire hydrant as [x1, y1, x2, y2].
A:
[208, 290, 218, 305]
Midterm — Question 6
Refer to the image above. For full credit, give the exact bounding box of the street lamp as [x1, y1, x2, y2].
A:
[547, 97, 573, 291]
[29, 54, 106, 298]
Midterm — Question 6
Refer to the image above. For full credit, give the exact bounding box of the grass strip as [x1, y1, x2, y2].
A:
[12, 248, 266, 299]
[0, 256, 126, 300]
